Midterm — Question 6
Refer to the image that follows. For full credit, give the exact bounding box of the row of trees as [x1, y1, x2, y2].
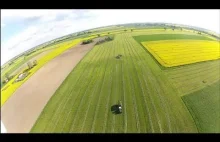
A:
[95, 29, 133, 38]
[96, 36, 114, 45]
[81, 39, 93, 45]
[164, 25, 206, 36]
[164, 26, 183, 31]
[124, 29, 134, 32]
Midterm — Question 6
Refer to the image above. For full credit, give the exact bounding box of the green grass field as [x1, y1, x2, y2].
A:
[165, 60, 220, 95]
[133, 34, 215, 43]
[31, 33, 197, 133]
[182, 81, 220, 133]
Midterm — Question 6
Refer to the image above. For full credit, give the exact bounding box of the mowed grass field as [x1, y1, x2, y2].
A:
[133, 31, 219, 133]
[31, 33, 197, 133]
[182, 81, 220, 133]
[141, 40, 220, 67]
[164, 59, 220, 95]
[1, 39, 81, 106]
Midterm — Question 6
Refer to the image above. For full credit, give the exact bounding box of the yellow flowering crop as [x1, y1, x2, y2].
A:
[142, 40, 220, 67]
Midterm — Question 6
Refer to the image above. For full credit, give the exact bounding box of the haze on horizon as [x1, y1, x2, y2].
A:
[1, 9, 219, 65]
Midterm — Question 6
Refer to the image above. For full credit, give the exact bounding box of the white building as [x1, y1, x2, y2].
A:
[1, 121, 7, 133]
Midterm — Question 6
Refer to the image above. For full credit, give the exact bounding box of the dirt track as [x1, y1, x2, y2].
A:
[1, 39, 100, 133]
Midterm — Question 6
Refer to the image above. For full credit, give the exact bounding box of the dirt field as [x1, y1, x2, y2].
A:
[1, 39, 100, 133]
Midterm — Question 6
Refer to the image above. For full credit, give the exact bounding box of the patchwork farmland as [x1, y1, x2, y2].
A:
[1, 25, 219, 133]
[31, 33, 198, 133]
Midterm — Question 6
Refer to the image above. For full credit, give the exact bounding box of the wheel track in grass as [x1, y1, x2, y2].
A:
[100, 39, 117, 133]
[37, 48, 96, 131]
[90, 42, 113, 133]
[64, 44, 107, 132]
[54, 62, 98, 132]
[123, 35, 149, 132]
[68, 44, 109, 132]
[123, 34, 154, 132]
[101, 40, 118, 132]
[125, 34, 163, 132]
[130, 34, 168, 132]
[81, 43, 114, 133]
[129, 34, 173, 132]
[131, 34, 197, 132]
[41, 45, 104, 132]
[135, 49, 172, 132]
[111, 39, 118, 133]
[142, 55, 173, 133]
[79, 82, 99, 132]
[122, 35, 141, 132]
[69, 46, 108, 132]
[113, 38, 124, 132]
[120, 38, 138, 132]
[126, 34, 155, 132]
[102, 42, 115, 132]
[112, 63, 117, 133]
[82, 42, 112, 130]
[52, 46, 105, 132]
[128, 34, 172, 132]
[124, 35, 141, 132]
[118, 37, 126, 133]
[102, 67, 114, 133]
[120, 42, 128, 133]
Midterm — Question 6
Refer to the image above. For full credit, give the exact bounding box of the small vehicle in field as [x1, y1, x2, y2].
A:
[118, 100, 122, 113]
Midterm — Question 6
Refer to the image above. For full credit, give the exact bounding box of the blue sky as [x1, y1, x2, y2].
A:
[1, 10, 219, 65]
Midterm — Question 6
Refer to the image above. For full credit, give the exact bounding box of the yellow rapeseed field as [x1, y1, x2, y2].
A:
[142, 40, 220, 67]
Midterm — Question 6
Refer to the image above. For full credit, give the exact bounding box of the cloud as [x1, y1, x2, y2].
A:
[1, 23, 6, 28]
[1, 10, 219, 65]
[1, 10, 77, 26]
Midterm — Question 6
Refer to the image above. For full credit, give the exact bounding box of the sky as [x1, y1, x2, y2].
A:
[1, 9, 220, 65]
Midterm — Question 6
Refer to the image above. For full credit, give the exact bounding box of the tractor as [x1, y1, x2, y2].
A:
[118, 100, 122, 113]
